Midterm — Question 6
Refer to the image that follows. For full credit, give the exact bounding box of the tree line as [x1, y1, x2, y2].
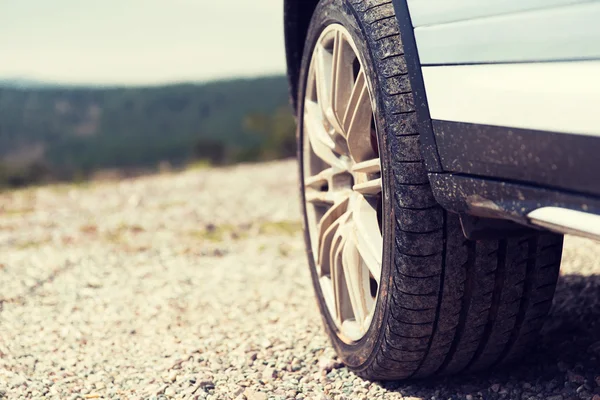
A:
[0, 75, 296, 187]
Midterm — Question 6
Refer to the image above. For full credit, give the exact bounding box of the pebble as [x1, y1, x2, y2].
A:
[262, 367, 277, 381]
[244, 388, 267, 400]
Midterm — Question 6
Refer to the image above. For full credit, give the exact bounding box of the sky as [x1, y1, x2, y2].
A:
[0, 0, 287, 85]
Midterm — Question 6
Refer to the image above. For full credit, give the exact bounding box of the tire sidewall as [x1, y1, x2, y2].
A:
[297, 0, 395, 369]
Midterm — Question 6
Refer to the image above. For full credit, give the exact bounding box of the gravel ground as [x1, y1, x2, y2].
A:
[0, 159, 599, 400]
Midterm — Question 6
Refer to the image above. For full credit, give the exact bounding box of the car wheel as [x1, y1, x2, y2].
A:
[297, 0, 564, 380]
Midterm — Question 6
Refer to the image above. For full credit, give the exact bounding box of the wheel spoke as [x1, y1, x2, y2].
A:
[314, 36, 348, 135]
[317, 198, 350, 273]
[351, 195, 383, 283]
[353, 178, 382, 195]
[352, 158, 381, 174]
[314, 43, 333, 115]
[343, 70, 374, 162]
[316, 192, 350, 234]
[320, 276, 338, 323]
[352, 157, 381, 195]
[314, 43, 339, 131]
[304, 190, 335, 205]
[305, 167, 334, 189]
[318, 220, 340, 276]
[332, 32, 354, 134]
[331, 225, 350, 323]
[342, 236, 368, 323]
[304, 100, 346, 168]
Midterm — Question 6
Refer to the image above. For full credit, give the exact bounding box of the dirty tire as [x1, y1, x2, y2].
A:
[298, 0, 564, 380]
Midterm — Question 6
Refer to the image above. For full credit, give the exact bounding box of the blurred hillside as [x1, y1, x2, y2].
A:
[0, 75, 296, 187]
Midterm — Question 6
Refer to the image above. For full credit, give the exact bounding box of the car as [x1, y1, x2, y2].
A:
[284, 0, 600, 380]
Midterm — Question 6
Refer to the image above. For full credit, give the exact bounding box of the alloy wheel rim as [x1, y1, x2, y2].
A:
[302, 24, 383, 343]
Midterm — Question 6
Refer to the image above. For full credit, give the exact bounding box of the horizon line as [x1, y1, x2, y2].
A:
[0, 73, 288, 89]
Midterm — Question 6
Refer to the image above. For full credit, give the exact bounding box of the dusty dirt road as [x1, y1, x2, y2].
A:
[0, 160, 599, 400]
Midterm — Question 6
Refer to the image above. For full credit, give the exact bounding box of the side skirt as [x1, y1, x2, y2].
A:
[430, 172, 600, 240]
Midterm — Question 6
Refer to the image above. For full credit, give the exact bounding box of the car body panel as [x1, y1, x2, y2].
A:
[429, 172, 600, 222]
[422, 61, 600, 136]
[405, 0, 592, 27]
[413, 2, 600, 64]
[432, 121, 600, 196]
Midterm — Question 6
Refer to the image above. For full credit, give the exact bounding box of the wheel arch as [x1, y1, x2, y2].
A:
[284, 0, 320, 112]
[285, 0, 443, 172]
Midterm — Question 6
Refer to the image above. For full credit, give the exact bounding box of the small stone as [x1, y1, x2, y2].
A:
[592, 395, 600, 400]
[318, 357, 343, 375]
[231, 387, 244, 398]
[199, 381, 215, 391]
[491, 384, 501, 393]
[244, 388, 267, 400]
[262, 367, 276, 381]
[167, 370, 178, 382]
[466, 395, 474, 400]
[155, 384, 168, 395]
[546, 395, 563, 400]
